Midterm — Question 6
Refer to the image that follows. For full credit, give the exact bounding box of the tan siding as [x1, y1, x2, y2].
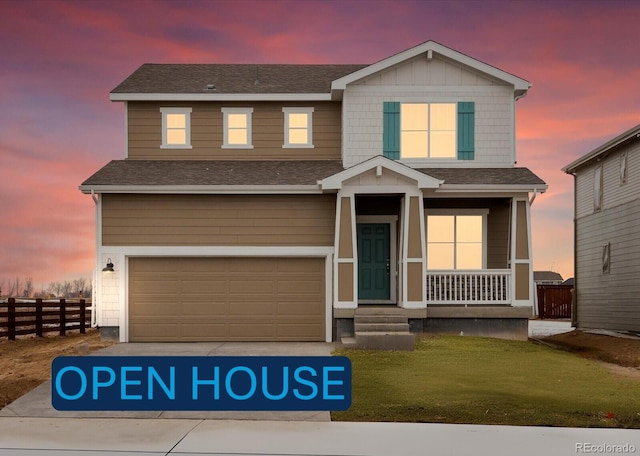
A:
[515, 201, 529, 260]
[407, 196, 422, 258]
[129, 257, 325, 341]
[575, 198, 640, 331]
[338, 197, 354, 259]
[127, 101, 341, 160]
[338, 262, 354, 302]
[515, 263, 530, 300]
[102, 194, 336, 246]
[407, 262, 423, 301]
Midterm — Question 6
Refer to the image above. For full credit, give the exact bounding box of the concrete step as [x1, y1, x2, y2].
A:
[355, 307, 407, 316]
[354, 322, 410, 333]
[340, 336, 358, 348]
[354, 315, 408, 324]
[353, 332, 416, 351]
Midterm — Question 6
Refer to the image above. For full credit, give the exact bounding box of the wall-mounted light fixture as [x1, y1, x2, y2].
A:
[102, 258, 115, 273]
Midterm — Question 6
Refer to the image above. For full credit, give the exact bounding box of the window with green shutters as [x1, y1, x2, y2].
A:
[383, 101, 475, 160]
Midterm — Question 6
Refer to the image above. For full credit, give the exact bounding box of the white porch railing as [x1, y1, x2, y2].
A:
[426, 269, 511, 304]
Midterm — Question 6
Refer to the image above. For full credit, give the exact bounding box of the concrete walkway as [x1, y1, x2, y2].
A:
[529, 319, 574, 338]
[1, 417, 639, 455]
[0, 342, 337, 422]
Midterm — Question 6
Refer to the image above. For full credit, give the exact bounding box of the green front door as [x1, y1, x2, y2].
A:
[357, 223, 391, 300]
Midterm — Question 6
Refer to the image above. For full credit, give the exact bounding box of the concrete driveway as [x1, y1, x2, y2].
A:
[0, 341, 339, 422]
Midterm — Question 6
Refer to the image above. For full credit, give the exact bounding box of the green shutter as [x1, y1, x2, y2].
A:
[383, 102, 400, 159]
[457, 101, 475, 160]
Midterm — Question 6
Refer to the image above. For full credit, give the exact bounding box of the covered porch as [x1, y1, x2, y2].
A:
[319, 156, 544, 341]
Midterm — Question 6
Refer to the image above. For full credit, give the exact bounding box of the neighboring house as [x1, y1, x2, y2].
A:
[563, 124, 640, 333]
[81, 41, 547, 343]
[533, 271, 564, 286]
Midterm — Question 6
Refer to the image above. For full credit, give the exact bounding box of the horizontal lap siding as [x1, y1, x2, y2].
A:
[102, 194, 336, 246]
[127, 101, 341, 160]
[575, 198, 640, 331]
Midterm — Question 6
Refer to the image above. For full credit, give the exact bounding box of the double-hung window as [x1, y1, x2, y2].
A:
[222, 107, 253, 148]
[283, 107, 314, 148]
[160, 107, 192, 149]
[401, 103, 456, 158]
[383, 101, 474, 160]
[426, 210, 488, 270]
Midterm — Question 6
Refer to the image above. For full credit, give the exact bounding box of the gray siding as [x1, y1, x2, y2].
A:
[575, 197, 640, 331]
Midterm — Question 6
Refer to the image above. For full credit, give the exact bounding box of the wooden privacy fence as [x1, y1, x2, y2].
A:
[536, 285, 573, 319]
[0, 298, 91, 340]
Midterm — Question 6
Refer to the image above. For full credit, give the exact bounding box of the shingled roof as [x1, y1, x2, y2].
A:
[80, 160, 546, 191]
[111, 64, 368, 94]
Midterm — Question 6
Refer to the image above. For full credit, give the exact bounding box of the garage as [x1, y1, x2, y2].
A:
[128, 257, 326, 342]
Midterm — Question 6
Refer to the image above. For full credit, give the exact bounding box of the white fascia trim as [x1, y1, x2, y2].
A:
[110, 93, 331, 102]
[320, 155, 443, 190]
[435, 184, 548, 193]
[331, 41, 530, 92]
[79, 185, 323, 194]
[102, 245, 334, 257]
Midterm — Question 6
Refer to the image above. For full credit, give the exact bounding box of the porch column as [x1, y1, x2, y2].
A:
[511, 198, 534, 308]
[400, 194, 427, 309]
[334, 194, 357, 308]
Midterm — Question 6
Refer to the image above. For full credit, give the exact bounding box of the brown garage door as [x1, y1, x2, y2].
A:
[129, 257, 325, 342]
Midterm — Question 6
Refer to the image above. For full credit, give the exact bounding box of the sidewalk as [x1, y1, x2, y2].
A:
[1, 417, 639, 456]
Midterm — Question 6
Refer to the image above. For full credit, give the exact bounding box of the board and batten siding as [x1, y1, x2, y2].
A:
[342, 53, 516, 167]
[127, 101, 342, 160]
[102, 194, 336, 246]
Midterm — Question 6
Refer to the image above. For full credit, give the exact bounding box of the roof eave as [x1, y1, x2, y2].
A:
[109, 93, 332, 102]
[562, 124, 640, 174]
[436, 183, 548, 193]
[79, 184, 324, 194]
[331, 40, 530, 93]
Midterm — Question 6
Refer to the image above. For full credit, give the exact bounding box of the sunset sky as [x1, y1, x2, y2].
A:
[1, 0, 639, 289]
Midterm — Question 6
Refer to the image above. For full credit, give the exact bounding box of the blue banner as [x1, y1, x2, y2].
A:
[52, 356, 351, 411]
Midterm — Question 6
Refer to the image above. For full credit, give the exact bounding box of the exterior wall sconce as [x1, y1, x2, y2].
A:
[102, 258, 115, 273]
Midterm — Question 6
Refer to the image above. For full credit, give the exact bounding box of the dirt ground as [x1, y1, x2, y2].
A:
[0, 330, 115, 409]
[541, 330, 640, 368]
[0, 329, 639, 410]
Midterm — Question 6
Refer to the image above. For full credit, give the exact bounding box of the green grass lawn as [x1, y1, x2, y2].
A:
[332, 335, 640, 428]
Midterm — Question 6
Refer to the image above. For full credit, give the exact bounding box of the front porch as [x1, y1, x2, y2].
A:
[321, 156, 537, 342]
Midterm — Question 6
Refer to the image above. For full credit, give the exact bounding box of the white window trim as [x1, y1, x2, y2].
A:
[160, 107, 192, 149]
[222, 107, 254, 149]
[594, 164, 603, 211]
[425, 209, 489, 270]
[400, 102, 457, 160]
[282, 107, 314, 148]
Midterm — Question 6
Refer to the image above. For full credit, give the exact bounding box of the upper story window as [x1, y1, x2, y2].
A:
[222, 107, 253, 149]
[383, 101, 474, 161]
[594, 164, 603, 211]
[160, 107, 192, 149]
[401, 103, 456, 158]
[283, 107, 314, 148]
[426, 210, 488, 270]
[620, 152, 628, 184]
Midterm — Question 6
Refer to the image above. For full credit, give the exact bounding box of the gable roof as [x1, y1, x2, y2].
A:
[331, 40, 530, 98]
[110, 41, 529, 102]
[562, 124, 640, 174]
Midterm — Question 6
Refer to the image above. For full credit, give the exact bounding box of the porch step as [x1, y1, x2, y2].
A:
[354, 322, 410, 332]
[354, 315, 408, 324]
[346, 308, 415, 351]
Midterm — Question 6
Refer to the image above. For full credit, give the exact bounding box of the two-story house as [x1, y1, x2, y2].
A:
[81, 41, 547, 343]
[563, 124, 640, 333]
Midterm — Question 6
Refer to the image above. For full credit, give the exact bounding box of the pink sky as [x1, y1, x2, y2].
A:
[1, 0, 639, 288]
